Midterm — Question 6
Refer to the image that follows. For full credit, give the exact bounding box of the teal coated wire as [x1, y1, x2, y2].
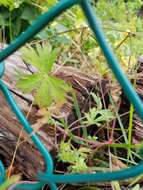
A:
[0, 161, 5, 184]
[1, 0, 143, 189]
[8, 182, 42, 190]
[39, 161, 143, 183]
[10, 182, 57, 190]
[0, 62, 5, 78]
[0, 63, 5, 185]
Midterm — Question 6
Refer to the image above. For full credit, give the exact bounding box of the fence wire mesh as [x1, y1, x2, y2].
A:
[0, 0, 143, 189]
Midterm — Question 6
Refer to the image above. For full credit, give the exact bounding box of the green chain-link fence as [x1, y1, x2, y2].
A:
[1, 0, 143, 189]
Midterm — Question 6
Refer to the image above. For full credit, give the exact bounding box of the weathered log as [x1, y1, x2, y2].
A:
[0, 51, 110, 180]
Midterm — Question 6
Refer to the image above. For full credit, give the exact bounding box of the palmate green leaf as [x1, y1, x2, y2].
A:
[35, 79, 52, 107]
[46, 49, 59, 72]
[21, 44, 59, 73]
[84, 107, 114, 126]
[35, 76, 71, 107]
[58, 141, 76, 164]
[16, 73, 42, 93]
[90, 92, 102, 110]
[58, 141, 90, 173]
[48, 76, 71, 93]
[84, 108, 99, 124]
[35, 44, 53, 73]
[19, 44, 71, 108]
[37, 45, 59, 73]
[94, 110, 114, 126]
[36, 43, 52, 58]
[69, 157, 89, 173]
[21, 46, 42, 71]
